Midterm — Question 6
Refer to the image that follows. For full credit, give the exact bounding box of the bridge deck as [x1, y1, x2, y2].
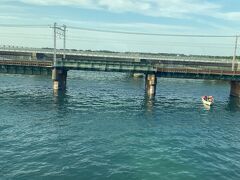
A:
[0, 60, 52, 67]
[0, 59, 239, 72]
[0, 47, 240, 81]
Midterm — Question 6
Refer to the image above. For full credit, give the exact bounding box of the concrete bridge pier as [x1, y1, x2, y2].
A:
[145, 73, 157, 97]
[230, 81, 240, 97]
[52, 68, 67, 90]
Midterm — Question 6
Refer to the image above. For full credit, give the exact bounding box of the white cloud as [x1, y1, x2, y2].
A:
[97, 0, 221, 18]
[60, 18, 195, 32]
[2, 0, 237, 22]
[151, 0, 220, 18]
[21, 0, 93, 6]
[0, 15, 21, 20]
[19, 0, 221, 18]
[98, 0, 151, 12]
[214, 12, 240, 21]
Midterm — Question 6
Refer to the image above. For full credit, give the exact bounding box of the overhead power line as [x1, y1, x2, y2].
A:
[0, 24, 238, 38]
[68, 26, 238, 38]
[0, 24, 50, 28]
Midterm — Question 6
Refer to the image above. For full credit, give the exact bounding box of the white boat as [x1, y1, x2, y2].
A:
[202, 96, 214, 106]
[133, 73, 144, 78]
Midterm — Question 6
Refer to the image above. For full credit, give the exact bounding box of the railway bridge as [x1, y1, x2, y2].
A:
[0, 46, 240, 97]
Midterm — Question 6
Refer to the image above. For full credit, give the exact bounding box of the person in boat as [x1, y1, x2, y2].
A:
[205, 96, 213, 102]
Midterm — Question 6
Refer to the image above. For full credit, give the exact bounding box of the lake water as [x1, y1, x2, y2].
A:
[1, 71, 240, 180]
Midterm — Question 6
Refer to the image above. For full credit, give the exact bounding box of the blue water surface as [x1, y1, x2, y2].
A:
[0, 71, 240, 180]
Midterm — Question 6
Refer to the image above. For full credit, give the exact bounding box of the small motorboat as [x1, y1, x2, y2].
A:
[202, 96, 214, 106]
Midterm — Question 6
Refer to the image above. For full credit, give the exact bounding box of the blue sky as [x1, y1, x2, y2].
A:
[0, 0, 240, 55]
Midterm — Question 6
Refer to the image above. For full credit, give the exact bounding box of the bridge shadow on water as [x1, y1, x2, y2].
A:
[226, 96, 240, 112]
[142, 94, 156, 113]
[52, 90, 70, 111]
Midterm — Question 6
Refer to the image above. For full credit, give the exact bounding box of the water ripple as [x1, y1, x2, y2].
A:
[1, 72, 240, 179]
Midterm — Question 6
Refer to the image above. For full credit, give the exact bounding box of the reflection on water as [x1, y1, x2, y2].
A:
[203, 103, 211, 111]
[143, 95, 155, 112]
[227, 96, 240, 111]
[53, 89, 67, 97]
[53, 90, 69, 112]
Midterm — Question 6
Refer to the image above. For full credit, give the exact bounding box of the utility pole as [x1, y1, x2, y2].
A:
[53, 22, 57, 66]
[63, 24, 66, 59]
[232, 35, 238, 71]
[51, 23, 68, 91]
[52, 22, 67, 65]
